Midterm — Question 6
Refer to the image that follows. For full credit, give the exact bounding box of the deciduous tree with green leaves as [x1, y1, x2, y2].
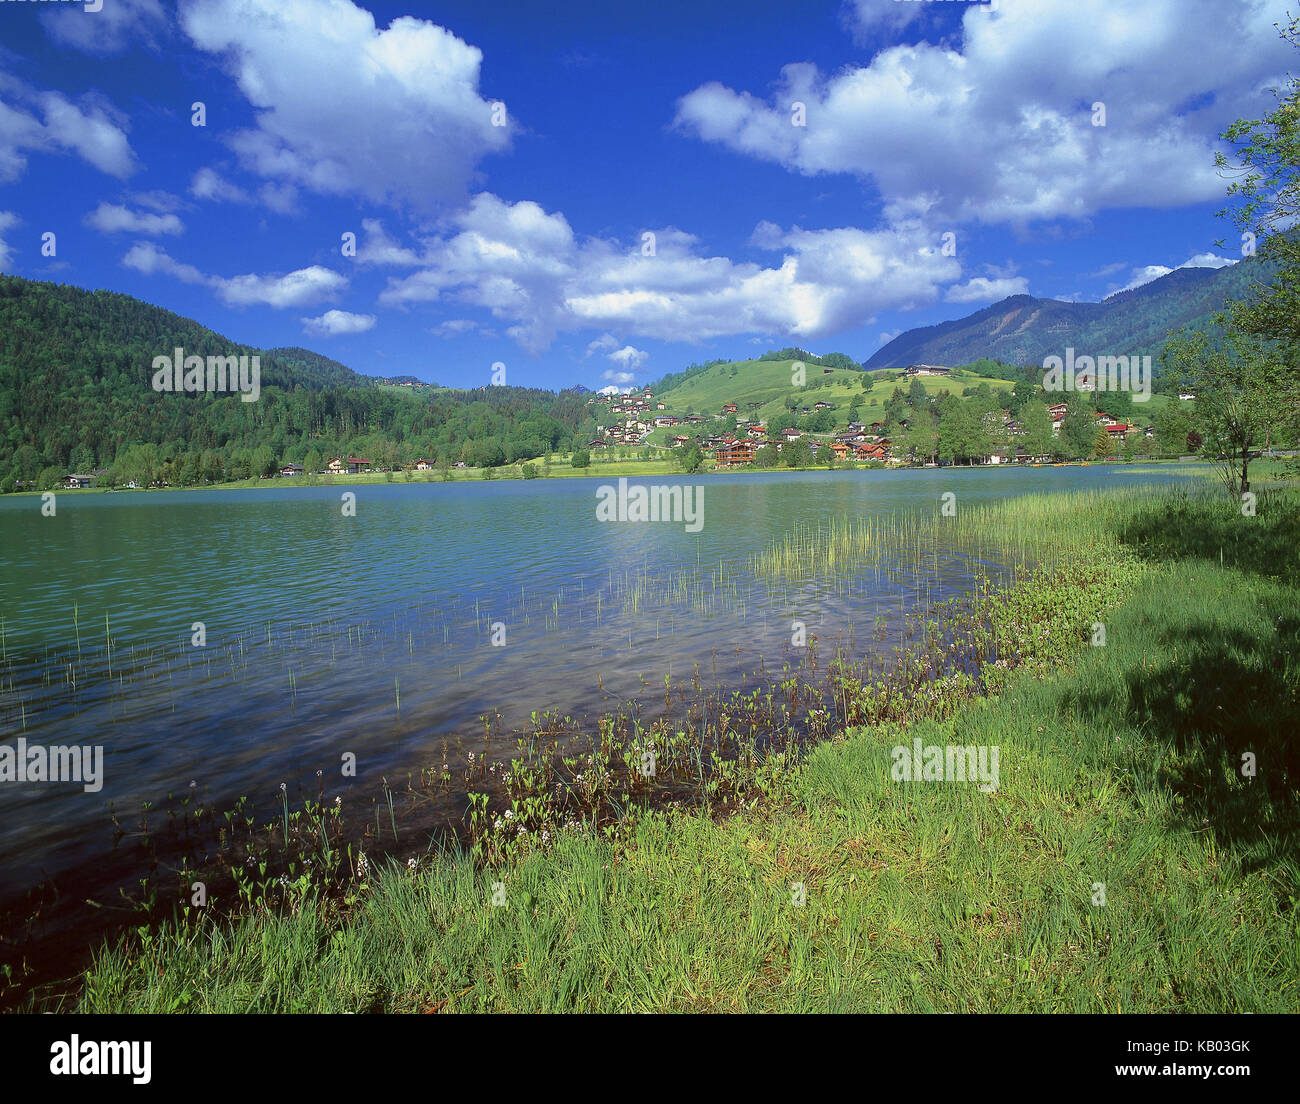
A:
[1216, 13, 1300, 346]
[1162, 327, 1293, 497]
[1060, 395, 1097, 459]
[1018, 398, 1054, 458]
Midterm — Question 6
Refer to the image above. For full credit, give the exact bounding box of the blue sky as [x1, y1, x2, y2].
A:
[0, 0, 1293, 390]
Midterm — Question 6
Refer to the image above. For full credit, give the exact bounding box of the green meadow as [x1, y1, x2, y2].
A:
[649, 359, 1022, 425]
[65, 481, 1299, 1013]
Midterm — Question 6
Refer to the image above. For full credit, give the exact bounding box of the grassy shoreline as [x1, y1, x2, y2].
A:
[5, 454, 1253, 498]
[54, 483, 1298, 1012]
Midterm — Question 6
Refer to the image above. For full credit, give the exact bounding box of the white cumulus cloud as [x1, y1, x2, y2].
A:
[42, 0, 167, 54]
[122, 241, 205, 284]
[302, 309, 377, 336]
[674, 0, 1291, 228]
[0, 210, 18, 270]
[945, 275, 1030, 303]
[0, 74, 137, 183]
[85, 202, 184, 236]
[217, 266, 348, 308]
[180, 0, 510, 210]
[379, 194, 961, 353]
[122, 242, 347, 307]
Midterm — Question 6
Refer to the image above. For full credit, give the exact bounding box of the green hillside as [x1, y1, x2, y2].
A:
[0, 275, 595, 488]
[651, 359, 1019, 428]
[655, 358, 861, 416]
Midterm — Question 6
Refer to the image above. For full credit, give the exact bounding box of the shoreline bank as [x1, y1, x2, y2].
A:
[1, 455, 1238, 499]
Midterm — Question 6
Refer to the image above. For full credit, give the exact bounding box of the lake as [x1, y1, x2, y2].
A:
[0, 463, 1196, 901]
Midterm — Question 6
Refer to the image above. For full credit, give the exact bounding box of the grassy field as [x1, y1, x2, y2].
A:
[62, 482, 1299, 1013]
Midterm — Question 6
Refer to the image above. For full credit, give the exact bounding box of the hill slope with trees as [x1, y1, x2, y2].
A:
[0, 275, 597, 489]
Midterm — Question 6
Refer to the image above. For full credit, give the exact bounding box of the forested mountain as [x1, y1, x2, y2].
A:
[865, 257, 1278, 369]
[0, 276, 597, 489]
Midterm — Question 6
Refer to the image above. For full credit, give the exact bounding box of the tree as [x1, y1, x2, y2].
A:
[1216, 13, 1300, 345]
[767, 411, 795, 435]
[680, 442, 704, 474]
[571, 450, 591, 469]
[1092, 427, 1116, 459]
[1097, 388, 1133, 421]
[784, 438, 813, 468]
[207, 452, 228, 483]
[968, 381, 997, 414]
[251, 444, 276, 478]
[1162, 326, 1294, 496]
[12, 445, 37, 484]
[1018, 398, 1053, 457]
[902, 411, 938, 465]
[1154, 404, 1196, 456]
[1060, 395, 1097, 458]
[937, 400, 984, 464]
[69, 444, 95, 473]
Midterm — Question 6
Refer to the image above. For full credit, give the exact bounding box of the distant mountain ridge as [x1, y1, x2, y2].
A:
[866, 258, 1277, 370]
